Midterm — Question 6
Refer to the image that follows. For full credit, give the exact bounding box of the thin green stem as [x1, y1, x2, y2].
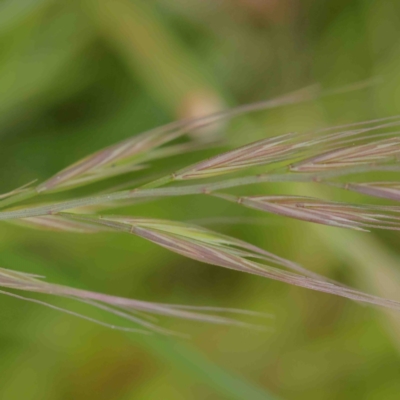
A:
[0, 164, 397, 221]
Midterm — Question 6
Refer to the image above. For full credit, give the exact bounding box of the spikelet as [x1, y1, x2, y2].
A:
[0, 266, 265, 335]
[216, 194, 400, 231]
[172, 133, 301, 180]
[36, 85, 321, 193]
[290, 137, 400, 172]
[41, 213, 400, 311]
[145, 115, 400, 185]
[331, 182, 400, 202]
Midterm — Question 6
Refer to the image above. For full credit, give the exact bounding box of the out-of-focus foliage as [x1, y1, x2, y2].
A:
[1, 0, 400, 399]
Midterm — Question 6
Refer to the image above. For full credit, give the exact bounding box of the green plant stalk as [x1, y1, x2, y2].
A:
[0, 164, 397, 221]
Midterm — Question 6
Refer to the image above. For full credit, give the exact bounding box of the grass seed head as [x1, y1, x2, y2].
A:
[1, 89, 400, 332]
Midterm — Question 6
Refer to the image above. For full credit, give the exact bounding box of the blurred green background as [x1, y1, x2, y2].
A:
[1, 0, 400, 399]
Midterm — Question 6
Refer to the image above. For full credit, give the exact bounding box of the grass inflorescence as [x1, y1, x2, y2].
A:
[2, 87, 400, 335]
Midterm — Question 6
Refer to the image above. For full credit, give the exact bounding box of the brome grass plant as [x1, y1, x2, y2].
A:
[2, 88, 400, 335]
